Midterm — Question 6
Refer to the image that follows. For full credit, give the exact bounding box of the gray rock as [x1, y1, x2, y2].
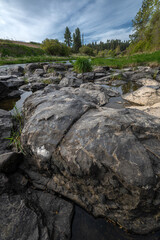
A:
[33, 68, 44, 77]
[0, 110, 13, 154]
[21, 88, 95, 170]
[0, 173, 9, 194]
[0, 193, 41, 240]
[137, 78, 160, 86]
[122, 86, 160, 106]
[130, 72, 152, 81]
[59, 77, 82, 87]
[25, 189, 74, 240]
[21, 88, 160, 234]
[93, 66, 110, 73]
[8, 66, 24, 76]
[50, 63, 67, 71]
[156, 74, 160, 82]
[0, 77, 24, 100]
[25, 63, 43, 73]
[30, 82, 46, 92]
[0, 152, 23, 173]
[95, 72, 107, 78]
[83, 72, 95, 81]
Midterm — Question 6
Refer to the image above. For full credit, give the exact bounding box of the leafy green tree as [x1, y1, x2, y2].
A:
[73, 28, 82, 53]
[128, 0, 160, 53]
[42, 39, 70, 56]
[79, 46, 94, 56]
[64, 27, 72, 47]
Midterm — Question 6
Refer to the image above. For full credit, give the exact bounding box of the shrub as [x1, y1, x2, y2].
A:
[79, 46, 94, 56]
[74, 57, 92, 73]
[41, 38, 70, 56]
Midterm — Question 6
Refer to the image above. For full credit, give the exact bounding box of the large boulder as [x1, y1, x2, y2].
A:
[21, 87, 160, 234]
[0, 77, 24, 100]
[122, 86, 160, 106]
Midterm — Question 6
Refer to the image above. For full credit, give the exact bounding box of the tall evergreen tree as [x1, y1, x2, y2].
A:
[64, 27, 72, 47]
[72, 28, 82, 52]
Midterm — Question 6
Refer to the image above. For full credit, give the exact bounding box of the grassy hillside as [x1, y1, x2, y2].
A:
[0, 39, 41, 48]
[0, 42, 45, 58]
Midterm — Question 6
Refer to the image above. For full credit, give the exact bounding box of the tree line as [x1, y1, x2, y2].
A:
[64, 26, 129, 56]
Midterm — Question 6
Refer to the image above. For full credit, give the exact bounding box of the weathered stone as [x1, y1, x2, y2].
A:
[30, 82, 46, 92]
[0, 110, 12, 154]
[25, 63, 43, 73]
[137, 78, 160, 86]
[130, 72, 152, 81]
[33, 68, 44, 77]
[0, 193, 41, 240]
[50, 63, 67, 71]
[59, 77, 82, 87]
[0, 152, 23, 173]
[122, 86, 160, 106]
[21, 88, 95, 170]
[8, 66, 24, 76]
[83, 72, 95, 81]
[21, 88, 160, 234]
[93, 66, 110, 73]
[127, 102, 160, 118]
[95, 72, 107, 78]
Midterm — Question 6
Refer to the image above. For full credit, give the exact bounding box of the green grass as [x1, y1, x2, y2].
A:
[0, 55, 76, 66]
[74, 57, 92, 73]
[0, 43, 44, 57]
[6, 106, 25, 153]
[91, 50, 160, 68]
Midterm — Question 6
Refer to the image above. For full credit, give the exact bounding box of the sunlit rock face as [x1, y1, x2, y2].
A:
[21, 85, 160, 235]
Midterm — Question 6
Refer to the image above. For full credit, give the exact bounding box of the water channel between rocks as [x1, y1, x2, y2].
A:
[1, 75, 160, 240]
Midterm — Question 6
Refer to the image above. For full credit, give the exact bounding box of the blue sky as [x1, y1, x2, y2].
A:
[0, 0, 143, 43]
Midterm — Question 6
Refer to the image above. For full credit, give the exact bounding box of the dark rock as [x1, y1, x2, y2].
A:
[94, 66, 110, 73]
[21, 88, 160, 234]
[0, 110, 12, 154]
[50, 63, 67, 71]
[0, 77, 24, 100]
[30, 82, 46, 92]
[0, 193, 41, 240]
[0, 152, 23, 173]
[8, 89, 22, 98]
[0, 173, 9, 194]
[25, 189, 74, 240]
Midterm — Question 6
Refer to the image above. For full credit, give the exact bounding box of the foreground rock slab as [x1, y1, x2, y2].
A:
[21, 87, 160, 234]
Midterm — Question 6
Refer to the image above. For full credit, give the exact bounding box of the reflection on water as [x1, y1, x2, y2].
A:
[0, 97, 20, 111]
[103, 81, 140, 95]
[71, 206, 160, 240]
[0, 91, 32, 112]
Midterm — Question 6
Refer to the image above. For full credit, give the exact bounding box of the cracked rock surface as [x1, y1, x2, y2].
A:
[21, 85, 160, 234]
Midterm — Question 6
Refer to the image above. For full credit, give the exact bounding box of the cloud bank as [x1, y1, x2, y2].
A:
[0, 0, 142, 43]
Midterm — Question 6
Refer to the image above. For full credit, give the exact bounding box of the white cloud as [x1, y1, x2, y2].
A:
[0, 0, 143, 43]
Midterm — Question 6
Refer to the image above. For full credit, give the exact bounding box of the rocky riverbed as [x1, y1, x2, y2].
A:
[0, 62, 160, 240]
